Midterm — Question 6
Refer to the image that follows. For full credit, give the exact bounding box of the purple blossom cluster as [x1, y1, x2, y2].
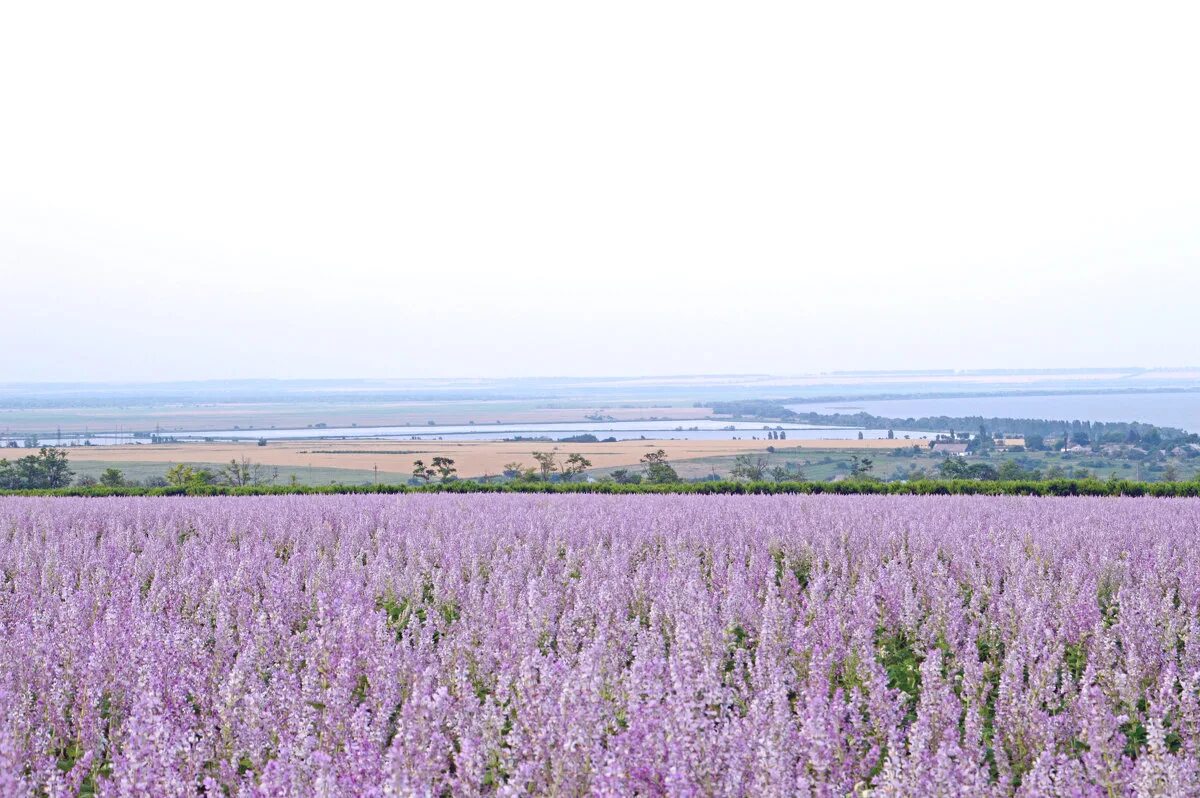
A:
[1, 495, 1199, 796]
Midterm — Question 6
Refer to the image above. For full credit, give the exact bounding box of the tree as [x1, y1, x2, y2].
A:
[165, 464, 214, 487]
[778, 430, 786, 440]
[849, 454, 874, 477]
[611, 469, 642, 485]
[558, 453, 592, 482]
[1163, 463, 1180, 482]
[431, 456, 457, 482]
[887, 429, 895, 440]
[220, 453, 274, 484]
[730, 454, 768, 481]
[768, 465, 792, 482]
[1024, 433, 1045, 451]
[968, 463, 999, 480]
[503, 462, 531, 480]
[641, 449, 679, 484]
[531, 451, 558, 481]
[222, 457, 255, 487]
[857, 431, 864, 440]
[99, 467, 126, 488]
[40, 448, 73, 488]
[967, 437, 991, 454]
[0, 447, 74, 489]
[937, 458, 971, 479]
[411, 460, 435, 483]
[166, 463, 194, 487]
[14, 456, 42, 487]
[997, 460, 1036, 481]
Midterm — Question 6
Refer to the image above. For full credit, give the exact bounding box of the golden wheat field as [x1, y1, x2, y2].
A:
[44, 437, 922, 479]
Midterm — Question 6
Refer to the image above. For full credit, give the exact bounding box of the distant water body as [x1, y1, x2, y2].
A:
[787, 391, 1200, 432]
[157, 419, 928, 444]
[6, 419, 930, 447]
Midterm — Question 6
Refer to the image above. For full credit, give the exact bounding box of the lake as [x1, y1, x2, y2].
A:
[3, 418, 930, 447]
[155, 419, 929, 443]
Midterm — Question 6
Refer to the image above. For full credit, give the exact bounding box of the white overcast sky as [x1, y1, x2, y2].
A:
[2, 1, 1198, 382]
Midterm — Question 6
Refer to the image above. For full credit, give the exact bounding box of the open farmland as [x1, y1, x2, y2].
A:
[2, 495, 1199, 794]
[44, 437, 916, 482]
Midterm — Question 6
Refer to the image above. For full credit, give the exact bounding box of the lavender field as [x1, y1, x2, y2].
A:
[1, 495, 1199, 796]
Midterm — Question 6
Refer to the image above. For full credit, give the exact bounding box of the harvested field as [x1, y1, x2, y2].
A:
[43, 437, 923, 479]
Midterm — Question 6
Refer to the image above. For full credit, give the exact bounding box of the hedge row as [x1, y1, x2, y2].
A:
[2, 478, 1200, 498]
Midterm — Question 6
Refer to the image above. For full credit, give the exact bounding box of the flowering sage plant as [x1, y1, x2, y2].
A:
[1, 495, 1197, 795]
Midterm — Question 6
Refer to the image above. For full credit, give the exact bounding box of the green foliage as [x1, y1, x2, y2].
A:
[1063, 641, 1087, 683]
[558, 434, 599, 443]
[0, 447, 74, 489]
[849, 455, 874, 477]
[876, 629, 922, 721]
[431, 456, 457, 482]
[165, 463, 215, 488]
[730, 454, 768, 481]
[771, 548, 812, 590]
[558, 453, 592, 482]
[938, 459, 1003, 481]
[997, 460, 1039, 481]
[712, 400, 1192, 445]
[411, 460, 435, 483]
[641, 449, 679, 484]
[531, 451, 558, 481]
[377, 585, 459, 645]
[610, 469, 642, 485]
[503, 461, 535, 480]
[4, 476, 1200, 498]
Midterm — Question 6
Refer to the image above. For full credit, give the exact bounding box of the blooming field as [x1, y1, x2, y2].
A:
[1, 496, 1199, 795]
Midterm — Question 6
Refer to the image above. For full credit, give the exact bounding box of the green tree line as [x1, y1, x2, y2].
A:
[0, 447, 73, 489]
[710, 401, 1194, 444]
[4, 477, 1200, 498]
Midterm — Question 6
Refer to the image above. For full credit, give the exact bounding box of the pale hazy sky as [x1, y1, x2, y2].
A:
[2, 2, 1198, 382]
